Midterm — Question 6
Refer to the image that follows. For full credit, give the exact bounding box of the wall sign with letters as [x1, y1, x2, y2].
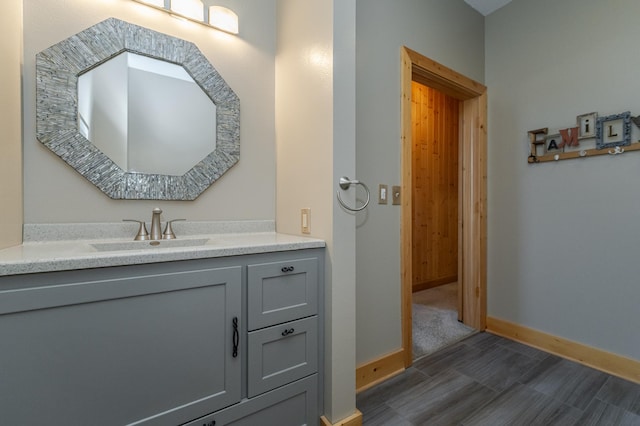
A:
[527, 111, 640, 163]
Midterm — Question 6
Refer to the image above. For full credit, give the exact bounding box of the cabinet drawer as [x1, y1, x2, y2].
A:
[247, 257, 318, 330]
[247, 316, 318, 398]
[184, 375, 318, 426]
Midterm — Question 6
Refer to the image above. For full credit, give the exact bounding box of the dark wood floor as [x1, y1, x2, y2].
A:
[356, 332, 640, 425]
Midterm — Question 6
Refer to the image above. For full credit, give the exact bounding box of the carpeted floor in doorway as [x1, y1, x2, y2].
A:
[412, 282, 475, 360]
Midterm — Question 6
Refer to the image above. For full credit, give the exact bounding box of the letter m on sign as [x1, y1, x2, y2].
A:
[558, 127, 579, 148]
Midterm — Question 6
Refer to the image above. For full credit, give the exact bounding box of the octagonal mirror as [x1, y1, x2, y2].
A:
[36, 18, 240, 200]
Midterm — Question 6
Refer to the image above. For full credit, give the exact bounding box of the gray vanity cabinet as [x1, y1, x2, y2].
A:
[0, 248, 324, 426]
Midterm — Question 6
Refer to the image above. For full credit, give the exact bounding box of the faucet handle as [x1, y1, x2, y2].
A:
[123, 219, 150, 241]
[163, 219, 186, 240]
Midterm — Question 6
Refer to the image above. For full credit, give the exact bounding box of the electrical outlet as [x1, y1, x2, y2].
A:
[392, 186, 401, 205]
[378, 184, 388, 204]
[301, 208, 311, 234]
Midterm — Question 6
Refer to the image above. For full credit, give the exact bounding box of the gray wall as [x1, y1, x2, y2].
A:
[355, 0, 485, 364]
[486, 0, 640, 360]
[23, 0, 276, 223]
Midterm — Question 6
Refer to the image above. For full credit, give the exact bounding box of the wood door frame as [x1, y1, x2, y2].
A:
[401, 47, 487, 367]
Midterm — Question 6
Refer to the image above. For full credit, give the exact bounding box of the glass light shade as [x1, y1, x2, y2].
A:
[170, 0, 204, 21]
[209, 6, 238, 34]
[138, 0, 165, 6]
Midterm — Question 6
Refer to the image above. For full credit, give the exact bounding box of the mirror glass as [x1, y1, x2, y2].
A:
[78, 52, 217, 176]
[36, 18, 240, 200]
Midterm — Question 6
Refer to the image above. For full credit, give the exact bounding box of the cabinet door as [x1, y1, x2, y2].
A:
[0, 266, 242, 426]
[247, 316, 318, 397]
[247, 257, 318, 330]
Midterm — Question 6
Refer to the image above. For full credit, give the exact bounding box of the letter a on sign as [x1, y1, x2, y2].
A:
[558, 127, 579, 148]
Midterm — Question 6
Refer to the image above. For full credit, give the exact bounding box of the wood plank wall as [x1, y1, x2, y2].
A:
[411, 82, 459, 292]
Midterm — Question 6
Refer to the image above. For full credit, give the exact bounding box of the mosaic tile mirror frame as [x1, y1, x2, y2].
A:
[36, 18, 240, 200]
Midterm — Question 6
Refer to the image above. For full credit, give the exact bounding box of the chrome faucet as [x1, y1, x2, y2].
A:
[150, 207, 163, 240]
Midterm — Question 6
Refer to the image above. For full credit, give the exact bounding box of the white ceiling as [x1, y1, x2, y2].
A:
[464, 0, 513, 16]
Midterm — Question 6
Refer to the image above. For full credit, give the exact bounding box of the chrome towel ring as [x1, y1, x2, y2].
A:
[336, 176, 370, 212]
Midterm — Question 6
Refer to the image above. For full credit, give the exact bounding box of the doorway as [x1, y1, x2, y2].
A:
[400, 47, 487, 367]
[410, 81, 475, 359]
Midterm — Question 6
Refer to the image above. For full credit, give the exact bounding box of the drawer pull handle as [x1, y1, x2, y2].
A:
[281, 328, 295, 336]
[281, 266, 295, 273]
[232, 317, 239, 358]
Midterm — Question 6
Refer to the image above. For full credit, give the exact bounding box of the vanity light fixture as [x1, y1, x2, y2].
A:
[137, 0, 164, 6]
[132, 0, 239, 34]
[208, 6, 239, 34]
[170, 0, 204, 21]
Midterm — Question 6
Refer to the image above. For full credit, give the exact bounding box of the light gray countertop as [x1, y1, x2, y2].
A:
[0, 221, 325, 276]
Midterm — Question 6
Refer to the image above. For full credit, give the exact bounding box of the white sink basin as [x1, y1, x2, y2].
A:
[91, 238, 210, 252]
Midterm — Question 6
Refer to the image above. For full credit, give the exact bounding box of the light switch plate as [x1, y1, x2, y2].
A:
[378, 184, 388, 204]
[392, 186, 401, 205]
[301, 208, 311, 234]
